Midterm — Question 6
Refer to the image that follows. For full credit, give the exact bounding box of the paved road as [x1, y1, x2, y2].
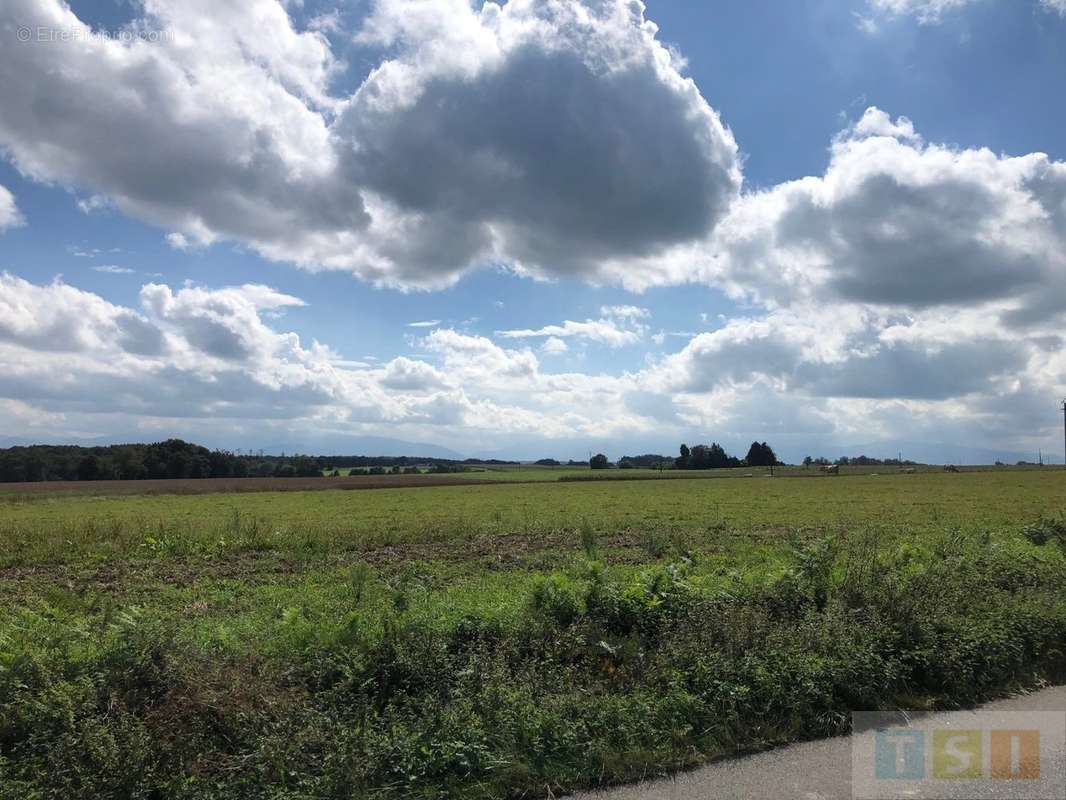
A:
[570, 687, 1066, 800]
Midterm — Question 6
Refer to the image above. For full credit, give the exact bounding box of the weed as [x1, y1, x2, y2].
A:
[1022, 516, 1066, 548]
[579, 518, 598, 559]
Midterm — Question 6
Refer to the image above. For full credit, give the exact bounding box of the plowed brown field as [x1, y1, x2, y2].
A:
[0, 473, 500, 496]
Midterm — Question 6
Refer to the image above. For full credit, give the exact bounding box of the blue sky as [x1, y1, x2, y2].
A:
[0, 0, 1064, 462]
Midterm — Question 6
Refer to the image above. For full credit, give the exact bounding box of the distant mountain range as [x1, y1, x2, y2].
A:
[837, 440, 1057, 466]
[257, 434, 464, 460]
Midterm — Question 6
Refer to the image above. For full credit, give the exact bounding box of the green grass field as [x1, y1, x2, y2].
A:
[2, 471, 1065, 798]
[2, 470, 1062, 566]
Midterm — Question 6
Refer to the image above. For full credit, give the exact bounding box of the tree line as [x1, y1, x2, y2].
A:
[0, 440, 517, 483]
[589, 442, 780, 470]
[4, 437, 939, 483]
[801, 455, 918, 467]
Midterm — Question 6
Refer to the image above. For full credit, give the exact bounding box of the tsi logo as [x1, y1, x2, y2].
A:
[875, 728, 1040, 781]
[854, 711, 1063, 800]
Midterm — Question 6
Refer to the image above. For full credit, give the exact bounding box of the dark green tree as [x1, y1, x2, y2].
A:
[76, 454, 101, 481]
[744, 442, 779, 467]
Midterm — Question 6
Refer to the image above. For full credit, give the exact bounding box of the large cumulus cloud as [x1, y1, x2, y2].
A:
[651, 307, 1039, 401]
[704, 109, 1066, 325]
[339, 0, 739, 283]
[0, 0, 740, 288]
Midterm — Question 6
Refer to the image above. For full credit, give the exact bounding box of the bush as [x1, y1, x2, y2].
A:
[530, 575, 583, 627]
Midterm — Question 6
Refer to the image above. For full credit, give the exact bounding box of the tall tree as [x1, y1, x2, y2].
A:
[745, 441, 778, 467]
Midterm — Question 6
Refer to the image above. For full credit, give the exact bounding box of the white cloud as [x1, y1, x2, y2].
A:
[0, 185, 23, 231]
[497, 317, 644, 347]
[541, 336, 569, 355]
[0, 274, 400, 428]
[650, 306, 1033, 401]
[379, 356, 448, 390]
[423, 329, 539, 381]
[866, 0, 1066, 23]
[407, 320, 441, 328]
[850, 108, 919, 141]
[138, 282, 307, 362]
[77, 194, 111, 214]
[0, 273, 152, 353]
[92, 265, 136, 274]
[867, 0, 975, 23]
[855, 14, 880, 33]
[165, 233, 192, 251]
[0, 0, 740, 290]
[703, 108, 1066, 324]
[600, 305, 651, 320]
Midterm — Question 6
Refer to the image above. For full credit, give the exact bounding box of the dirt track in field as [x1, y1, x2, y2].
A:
[0, 474, 504, 497]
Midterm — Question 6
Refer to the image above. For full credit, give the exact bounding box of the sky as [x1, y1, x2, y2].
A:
[0, 0, 1064, 463]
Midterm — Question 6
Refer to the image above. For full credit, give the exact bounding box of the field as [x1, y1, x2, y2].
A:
[0, 461, 1036, 499]
[2, 471, 1065, 798]
[0, 473, 503, 498]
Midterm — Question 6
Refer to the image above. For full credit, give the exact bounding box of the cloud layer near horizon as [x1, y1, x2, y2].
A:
[0, 268, 1062, 458]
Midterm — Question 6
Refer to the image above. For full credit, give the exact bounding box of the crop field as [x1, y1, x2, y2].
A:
[2, 470, 1065, 798]
[0, 462, 1037, 499]
[0, 473, 503, 498]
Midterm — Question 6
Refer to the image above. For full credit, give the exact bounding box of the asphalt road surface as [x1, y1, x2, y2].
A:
[570, 686, 1066, 800]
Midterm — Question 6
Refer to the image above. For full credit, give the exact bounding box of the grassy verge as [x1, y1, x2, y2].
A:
[2, 516, 1065, 798]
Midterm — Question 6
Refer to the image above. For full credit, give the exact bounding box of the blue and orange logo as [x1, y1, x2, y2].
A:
[875, 728, 1040, 781]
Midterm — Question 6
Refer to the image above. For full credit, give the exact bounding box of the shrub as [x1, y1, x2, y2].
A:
[530, 575, 583, 628]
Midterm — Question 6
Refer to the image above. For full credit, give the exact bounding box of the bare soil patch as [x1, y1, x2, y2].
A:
[0, 474, 503, 497]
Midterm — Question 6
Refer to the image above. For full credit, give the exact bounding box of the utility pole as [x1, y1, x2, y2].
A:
[1062, 398, 1066, 470]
